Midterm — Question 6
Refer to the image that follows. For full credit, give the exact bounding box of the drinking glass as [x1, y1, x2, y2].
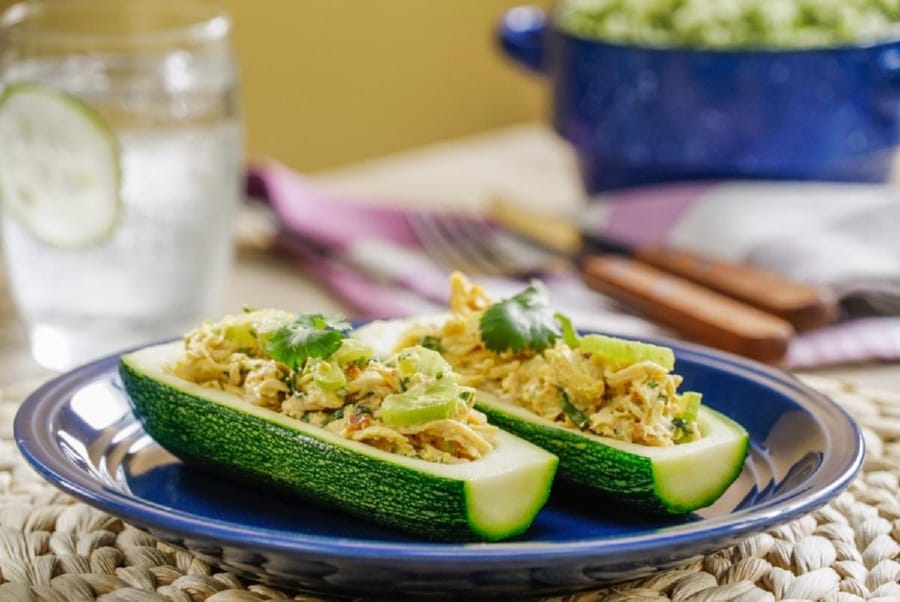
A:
[0, 0, 242, 370]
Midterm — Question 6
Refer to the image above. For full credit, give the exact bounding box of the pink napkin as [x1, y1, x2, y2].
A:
[247, 161, 900, 369]
[247, 162, 448, 317]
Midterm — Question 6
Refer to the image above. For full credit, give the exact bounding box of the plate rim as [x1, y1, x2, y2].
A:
[14, 334, 864, 567]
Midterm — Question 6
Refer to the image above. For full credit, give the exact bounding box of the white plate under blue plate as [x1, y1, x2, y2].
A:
[15, 335, 863, 599]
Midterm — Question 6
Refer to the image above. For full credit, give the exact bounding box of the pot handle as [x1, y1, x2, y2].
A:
[879, 45, 900, 80]
[497, 6, 548, 74]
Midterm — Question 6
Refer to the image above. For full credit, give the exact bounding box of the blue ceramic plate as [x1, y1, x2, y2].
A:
[15, 336, 862, 598]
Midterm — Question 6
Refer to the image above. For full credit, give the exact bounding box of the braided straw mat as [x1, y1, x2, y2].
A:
[0, 376, 897, 602]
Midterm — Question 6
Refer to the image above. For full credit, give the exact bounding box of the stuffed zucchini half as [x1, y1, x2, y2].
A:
[119, 310, 557, 542]
[358, 273, 750, 515]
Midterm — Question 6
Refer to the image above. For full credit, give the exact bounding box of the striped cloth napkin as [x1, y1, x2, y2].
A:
[246, 161, 900, 369]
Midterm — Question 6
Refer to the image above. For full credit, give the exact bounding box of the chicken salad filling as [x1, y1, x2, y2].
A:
[396, 273, 703, 447]
[168, 309, 497, 463]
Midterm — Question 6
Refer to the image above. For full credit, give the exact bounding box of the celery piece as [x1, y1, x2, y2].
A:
[679, 391, 703, 422]
[579, 334, 675, 371]
[382, 346, 459, 426]
[333, 338, 374, 368]
[381, 386, 460, 427]
[224, 323, 257, 350]
[311, 360, 347, 391]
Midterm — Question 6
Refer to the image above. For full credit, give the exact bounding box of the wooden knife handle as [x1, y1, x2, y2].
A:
[580, 255, 795, 363]
[633, 246, 836, 332]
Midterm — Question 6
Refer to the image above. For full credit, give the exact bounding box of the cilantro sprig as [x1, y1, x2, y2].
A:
[479, 280, 574, 354]
[266, 313, 351, 369]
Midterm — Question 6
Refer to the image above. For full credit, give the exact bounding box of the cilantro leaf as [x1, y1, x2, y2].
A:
[479, 280, 562, 354]
[266, 313, 351, 368]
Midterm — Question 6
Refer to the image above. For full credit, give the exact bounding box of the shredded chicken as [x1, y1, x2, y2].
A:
[168, 310, 497, 464]
[396, 273, 701, 446]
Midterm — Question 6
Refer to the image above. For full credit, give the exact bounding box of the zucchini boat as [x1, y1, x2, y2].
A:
[120, 340, 558, 542]
[476, 395, 748, 514]
[356, 273, 750, 514]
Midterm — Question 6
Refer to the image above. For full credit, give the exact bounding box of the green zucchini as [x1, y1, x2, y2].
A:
[475, 393, 749, 514]
[354, 318, 749, 515]
[119, 342, 558, 542]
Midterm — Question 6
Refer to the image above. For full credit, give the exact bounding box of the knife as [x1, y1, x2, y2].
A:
[579, 254, 794, 362]
[489, 198, 838, 332]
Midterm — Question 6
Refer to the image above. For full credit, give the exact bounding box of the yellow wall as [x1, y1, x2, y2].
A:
[226, 1, 551, 172]
[1, 0, 551, 172]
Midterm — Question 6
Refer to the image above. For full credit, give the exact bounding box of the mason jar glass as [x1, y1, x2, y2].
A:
[0, 0, 242, 370]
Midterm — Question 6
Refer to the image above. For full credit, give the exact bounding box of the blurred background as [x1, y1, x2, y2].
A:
[2, 0, 899, 374]
[0, 0, 551, 172]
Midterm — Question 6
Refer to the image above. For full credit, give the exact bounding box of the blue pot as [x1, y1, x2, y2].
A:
[498, 6, 900, 192]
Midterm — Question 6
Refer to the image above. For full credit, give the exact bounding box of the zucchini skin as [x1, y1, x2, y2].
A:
[120, 360, 478, 541]
[477, 401, 748, 515]
[478, 403, 659, 512]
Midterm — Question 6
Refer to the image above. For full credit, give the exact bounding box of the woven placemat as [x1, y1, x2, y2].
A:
[0, 376, 897, 602]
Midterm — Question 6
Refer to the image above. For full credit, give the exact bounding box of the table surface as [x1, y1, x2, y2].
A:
[2, 124, 898, 393]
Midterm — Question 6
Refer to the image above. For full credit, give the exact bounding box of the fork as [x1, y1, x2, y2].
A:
[406, 211, 565, 278]
[405, 210, 795, 362]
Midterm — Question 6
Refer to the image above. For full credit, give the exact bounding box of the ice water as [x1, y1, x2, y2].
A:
[1, 49, 242, 370]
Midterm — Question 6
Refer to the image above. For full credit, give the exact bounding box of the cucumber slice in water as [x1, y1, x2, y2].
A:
[0, 83, 121, 248]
